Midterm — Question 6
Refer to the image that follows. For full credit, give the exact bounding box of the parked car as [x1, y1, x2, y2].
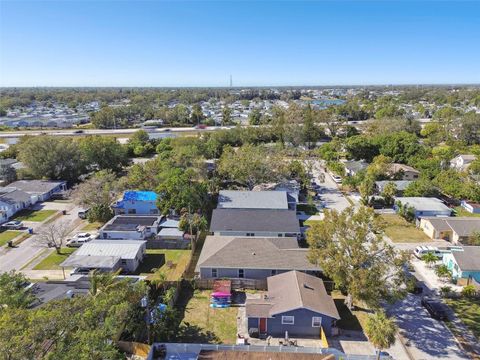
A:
[2, 221, 23, 230]
[331, 175, 342, 184]
[73, 129, 84, 134]
[421, 297, 447, 320]
[195, 124, 207, 129]
[78, 209, 90, 219]
[66, 232, 95, 247]
[414, 246, 443, 260]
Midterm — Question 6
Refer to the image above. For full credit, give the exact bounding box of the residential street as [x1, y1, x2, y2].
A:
[387, 293, 469, 360]
[0, 202, 83, 273]
[310, 160, 351, 212]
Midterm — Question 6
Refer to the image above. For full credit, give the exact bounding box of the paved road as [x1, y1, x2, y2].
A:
[0, 202, 83, 273]
[386, 293, 469, 360]
[310, 161, 351, 212]
[0, 125, 237, 138]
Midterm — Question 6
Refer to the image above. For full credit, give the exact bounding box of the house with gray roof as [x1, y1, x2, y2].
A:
[210, 209, 300, 238]
[5, 180, 67, 202]
[196, 236, 320, 280]
[442, 247, 480, 284]
[60, 240, 146, 272]
[217, 190, 289, 210]
[375, 180, 412, 195]
[343, 160, 368, 177]
[246, 271, 340, 337]
[99, 215, 162, 241]
[0, 188, 34, 223]
[419, 216, 480, 244]
[395, 197, 451, 219]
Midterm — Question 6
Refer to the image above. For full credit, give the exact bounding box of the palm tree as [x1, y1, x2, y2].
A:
[365, 311, 397, 360]
[422, 252, 438, 268]
[88, 269, 121, 297]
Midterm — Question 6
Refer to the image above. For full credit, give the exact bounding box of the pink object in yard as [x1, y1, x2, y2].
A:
[211, 292, 231, 297]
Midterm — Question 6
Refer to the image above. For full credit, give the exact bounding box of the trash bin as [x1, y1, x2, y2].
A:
[62, 210, 67, 215]
[28, 228, 33, 234]
[7, 240, 13, 247]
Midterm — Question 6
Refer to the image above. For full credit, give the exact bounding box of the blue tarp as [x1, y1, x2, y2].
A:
[122, 190, 158, 202]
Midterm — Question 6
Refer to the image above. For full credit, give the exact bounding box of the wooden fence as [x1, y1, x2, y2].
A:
[195, 278, 268, 290]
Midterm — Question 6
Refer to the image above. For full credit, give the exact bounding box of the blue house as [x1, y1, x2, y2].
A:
[112, 191, 159, 215]
[442, 247, 480, 284]
[246, 271, 340, 338]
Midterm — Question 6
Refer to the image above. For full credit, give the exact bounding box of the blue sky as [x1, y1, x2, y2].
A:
[0, 1, 479, 86]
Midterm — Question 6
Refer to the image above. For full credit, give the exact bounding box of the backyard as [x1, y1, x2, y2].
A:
[33, 248, 76, 270]
[136, 249, 191, 281]
[445, 297, 480, 340]
[81, 221, 104, 231]
[0, 230, 23, 247]
[331, 290, 370, 332]
[13, 209, 58, 222]
[380, 214, 430, 243]
[176, 289, 238, 344]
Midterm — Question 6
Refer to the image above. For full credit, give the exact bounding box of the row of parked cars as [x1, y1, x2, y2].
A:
[65, 232, 96, 247]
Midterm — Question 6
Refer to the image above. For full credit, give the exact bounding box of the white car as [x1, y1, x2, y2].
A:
[2, 221, 23, 230]
[331, 175, 342, 184]
[66, 232, 95, 247]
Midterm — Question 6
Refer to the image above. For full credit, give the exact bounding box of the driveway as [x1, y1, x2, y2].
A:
[0, 203, 84, 273]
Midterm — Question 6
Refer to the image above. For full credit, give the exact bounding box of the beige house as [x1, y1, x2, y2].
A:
[419, 217, 480, 244]
[388, 163, 420, 181]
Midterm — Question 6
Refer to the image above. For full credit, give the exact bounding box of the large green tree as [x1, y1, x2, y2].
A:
[17, 136, 85, 183]
[307, 206, 407, 309]
[79, 135, 129, 173]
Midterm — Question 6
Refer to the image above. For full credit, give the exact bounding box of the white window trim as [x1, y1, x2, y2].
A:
[238, 269, 244, 278]
[211, 268, 218, 278]
[312, 316, 322, 327]
[281, 316, 294, 325]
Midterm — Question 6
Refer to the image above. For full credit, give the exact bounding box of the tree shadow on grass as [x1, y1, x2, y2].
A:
[133, 253, 166, 274]
[176, 322, 220, 343]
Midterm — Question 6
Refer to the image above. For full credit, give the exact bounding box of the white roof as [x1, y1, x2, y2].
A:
[395, 197, 451, 212]
[158, 228, 184, 237]
[72, 240, 145, 260]
[218, 190, 289, 210]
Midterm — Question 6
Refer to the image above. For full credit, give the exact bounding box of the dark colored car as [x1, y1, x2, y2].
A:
[73, 129, 84, 134]
[421, 297, 447, 320]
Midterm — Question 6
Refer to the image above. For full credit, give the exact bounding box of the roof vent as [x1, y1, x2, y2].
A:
[252, 252, 256, 256]
[303, 283, 314, 290]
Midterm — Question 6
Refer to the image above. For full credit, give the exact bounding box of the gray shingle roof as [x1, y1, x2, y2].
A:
[246, 271, 340, 320]
[196, 236, 318, 272]
[7, 180, 65, 194]
[218, 190, 289, 210]
[452, 247, 480, 271]
[210, 209, 300, 233]
[0, 189, 32, 205]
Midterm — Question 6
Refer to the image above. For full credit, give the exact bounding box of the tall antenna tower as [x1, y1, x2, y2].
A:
[229, 75, 233, 87]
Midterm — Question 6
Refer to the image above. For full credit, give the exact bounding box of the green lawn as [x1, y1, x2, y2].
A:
[445, 297, 480, 340]
[0, 230, 23, 247]
[178, 290, 238, 344]
[135, 249, 192, 281]
[14, 209, 58, 222]
[380, 214, 430, 243]
[81, 221, 104, 231]
[331, 290, 370, 331]
[303, 219, 322, 227]
[33, 248, 76, 270]
[453, 206, 480, 218]
[297, 204, 319, 215]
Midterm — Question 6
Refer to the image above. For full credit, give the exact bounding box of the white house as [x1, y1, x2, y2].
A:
[450, 155, 476, 172]
[99, 215, 162, 240]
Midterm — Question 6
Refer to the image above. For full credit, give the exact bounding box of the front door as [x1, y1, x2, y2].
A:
[259, 318, 267, 333]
